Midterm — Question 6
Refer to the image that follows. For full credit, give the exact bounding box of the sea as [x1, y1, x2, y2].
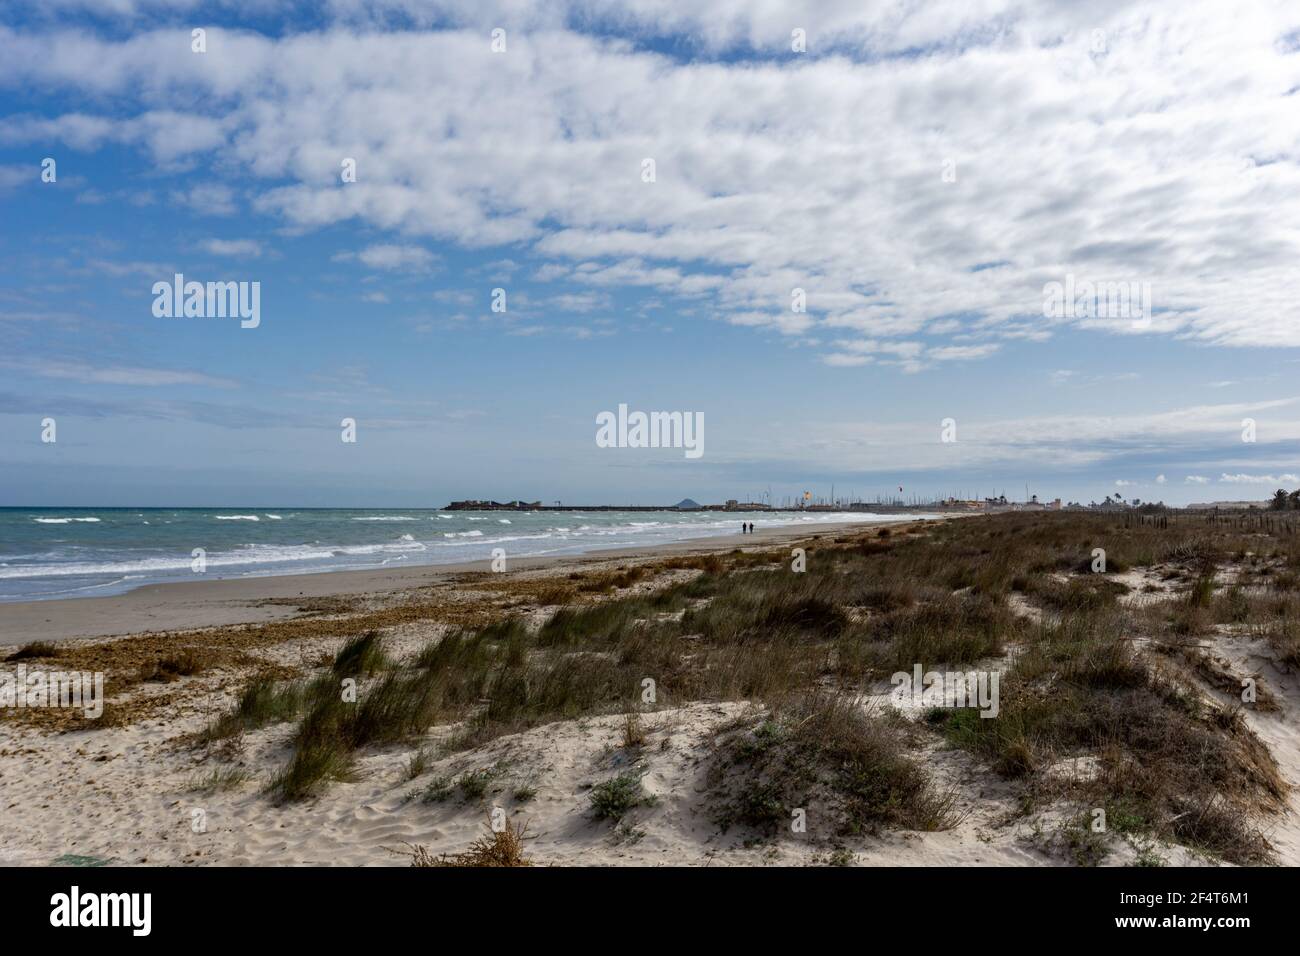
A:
[0, 507, 925, 602]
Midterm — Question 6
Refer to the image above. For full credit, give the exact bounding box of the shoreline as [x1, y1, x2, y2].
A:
[0, 518, 925, 644]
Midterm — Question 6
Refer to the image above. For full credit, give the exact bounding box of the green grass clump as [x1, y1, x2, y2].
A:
[589, 771, 656, 821]
[864, 593, 1018, 670]
[186, 765, 251, 793]
[332, 630, 388, 676]
[415, 775, 454, 803]
[201, 675, 310, 741]
[457, 766, 502, 801]
[273, 669, 444, 800]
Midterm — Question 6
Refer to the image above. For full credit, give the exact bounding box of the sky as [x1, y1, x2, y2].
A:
[2, 0, 1300, 508]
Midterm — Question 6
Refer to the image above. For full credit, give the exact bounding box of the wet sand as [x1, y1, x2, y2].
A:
[0, 518, 909, 643]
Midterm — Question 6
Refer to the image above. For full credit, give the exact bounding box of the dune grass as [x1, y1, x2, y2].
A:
[933, 610, 1284, 863]
[187, 765, 252, 793]
[708, 692, 960, 837]
[201, 511, 1293, 861]
[200, 674, 312, 742]
[331, 630, 388, 677]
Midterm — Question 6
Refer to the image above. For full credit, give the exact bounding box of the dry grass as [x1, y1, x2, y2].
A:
[170, 512, 1297, 861]
[403, 817, 533, 867]
[577, 566, 648, 593]
[2, 574, 566, 730]
[621, 712, 647, 748]
[1165, 644, 1280, 713]
[138, 649, 204, 682]
[934, 610, 1284, 864]
[707, 692, 960, 837]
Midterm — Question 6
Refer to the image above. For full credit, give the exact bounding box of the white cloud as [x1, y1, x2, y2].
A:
[200, 238, 262, 257]
[0, 163, 31, 193]
[714, 396, 1300, 475]
[928, 344, 1001, 362]
[1219, 472, 1300, 484]
[548, 291, 610, 313]
[3, 3, 1300, 366]
[170, 182, 237, 216]
[335, 243, 438, 272]
[2, 358, 237, 388]
[0, 110, 229, 164]
[13, 1, 1164, 60]
[1185, 475, 1210, 483]
[84, 258, 170, 278]
[822, 353, 873, 367]
[532, 263, 569, 282]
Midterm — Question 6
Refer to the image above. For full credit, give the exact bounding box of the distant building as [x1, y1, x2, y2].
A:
[1004, 495, 1060, 512]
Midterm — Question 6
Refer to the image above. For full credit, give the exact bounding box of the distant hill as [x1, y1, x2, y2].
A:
[674, 498, 702, 510]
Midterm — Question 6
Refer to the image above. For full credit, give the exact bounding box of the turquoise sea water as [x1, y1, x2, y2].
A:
[0, 507, 923, 602]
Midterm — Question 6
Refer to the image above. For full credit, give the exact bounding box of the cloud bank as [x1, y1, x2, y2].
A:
[1, 1, 1298, 371]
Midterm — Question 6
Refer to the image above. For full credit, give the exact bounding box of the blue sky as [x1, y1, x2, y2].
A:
[2, 1, 1300, 507]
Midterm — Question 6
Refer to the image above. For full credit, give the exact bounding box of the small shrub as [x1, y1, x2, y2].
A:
[589, 771, 656, 821]
[404, 746, 432, 781]
[417, 776, 454, 803]
[1187, 569, 1217, 608]
[622, 713, 646, 748]
[709, 693, 958, 837]
[407, 817, 533, 867]
[457, 766, 502, 801]
[1214, 586, 1252, 624]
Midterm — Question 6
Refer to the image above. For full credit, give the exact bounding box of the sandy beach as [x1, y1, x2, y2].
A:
[2, 512, 1297, 869]
[0, 520, 882, 644]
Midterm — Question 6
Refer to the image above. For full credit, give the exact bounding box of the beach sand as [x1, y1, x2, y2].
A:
[1, 518, 1003, 869]
[0, 520, 879, 644]
[3, 513, 1296, 868]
